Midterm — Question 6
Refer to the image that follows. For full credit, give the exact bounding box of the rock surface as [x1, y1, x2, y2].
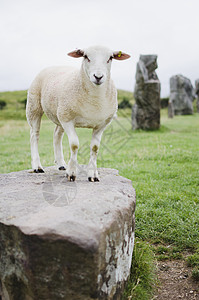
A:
[0, 166, 136, 300]
[168, 101, 174, 118]
[169, 74, 195, 115]
[132, 54, 161, 130]
[195, 79, 199, 113]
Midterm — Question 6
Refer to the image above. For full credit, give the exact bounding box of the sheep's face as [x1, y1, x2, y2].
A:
[82, 47, 113, 86]
[68, 46, 130, 86]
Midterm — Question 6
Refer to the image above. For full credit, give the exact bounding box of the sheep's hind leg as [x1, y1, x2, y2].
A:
[61, 121, 79, 181]
[54, 125, 66, 170]
[28, 115, 44, 173]
[88, 127, 104, 182]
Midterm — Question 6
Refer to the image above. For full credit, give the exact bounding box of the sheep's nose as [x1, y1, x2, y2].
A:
[94, 74, 103, 83]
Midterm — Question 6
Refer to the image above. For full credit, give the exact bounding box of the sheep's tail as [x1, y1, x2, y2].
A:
[26, 79, 43, 124]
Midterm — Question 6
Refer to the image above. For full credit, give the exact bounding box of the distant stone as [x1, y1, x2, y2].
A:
[132, 55, 161, 130]
[0, 166, 136, 300]
[169, 74, 195, 115]
[195, 79, 199, 113]
[168, 101, 174, 118]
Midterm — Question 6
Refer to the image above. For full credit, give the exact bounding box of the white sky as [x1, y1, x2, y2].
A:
[0, 0, 199, 96]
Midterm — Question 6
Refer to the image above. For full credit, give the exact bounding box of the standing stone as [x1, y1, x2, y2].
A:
[168, 101, 174, 118]
[132, 55, 161, 130]
[195, 79, 199, 113]
[0, 166, 136, 300]
[169, 74, 195, 115]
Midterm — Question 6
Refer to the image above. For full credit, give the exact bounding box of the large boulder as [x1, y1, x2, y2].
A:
[132, 54, 161, 130]
[195, 79, 199, 113]
[0, 166, 136, 300]
[169, 74, 195, 115]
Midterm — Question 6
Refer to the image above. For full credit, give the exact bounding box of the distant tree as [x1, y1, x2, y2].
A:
[118, 97, 132, 109]
[0, 100, 7, 110]
[160, 97, 169, 108]
[19, 98, 27, 109]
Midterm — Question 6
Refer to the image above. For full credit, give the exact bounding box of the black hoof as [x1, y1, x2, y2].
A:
[88, 177, 100, 182]
[67, 174, 76, 182]
[59, 166, 66, 170]
[34, 168, 45, 173]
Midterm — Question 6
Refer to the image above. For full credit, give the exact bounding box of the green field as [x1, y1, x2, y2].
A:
[0, 90, 199, 299]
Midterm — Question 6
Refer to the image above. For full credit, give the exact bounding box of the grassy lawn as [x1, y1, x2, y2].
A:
[0, 90, 199, 299]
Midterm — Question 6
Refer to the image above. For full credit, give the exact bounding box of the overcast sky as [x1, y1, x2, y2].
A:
[0, 0, 199, 96]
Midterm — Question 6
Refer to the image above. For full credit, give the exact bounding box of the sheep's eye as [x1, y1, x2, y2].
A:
[84, 55, 90, 62]
[107, 56, 113, 63]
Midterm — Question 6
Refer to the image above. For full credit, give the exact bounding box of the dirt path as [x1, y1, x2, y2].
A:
[154, 260, 199, 299]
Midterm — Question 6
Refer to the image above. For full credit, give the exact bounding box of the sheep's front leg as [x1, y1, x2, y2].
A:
[88, 127, 105, 182]
[61, 121, 79, 181]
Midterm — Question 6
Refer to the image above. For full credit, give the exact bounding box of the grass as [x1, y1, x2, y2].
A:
[122, 240, 157, 300]
[117, 89, 134, 106]
[0, 90, 27, 120]
[186, 250, 199, 281]
[0, 90, 199, 298]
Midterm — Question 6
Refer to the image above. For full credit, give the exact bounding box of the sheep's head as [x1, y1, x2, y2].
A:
[68, 46, 130, 86]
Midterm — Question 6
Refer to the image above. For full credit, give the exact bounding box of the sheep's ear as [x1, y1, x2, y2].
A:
[67, 49, 84, 58]
[113, 51, 131, 60]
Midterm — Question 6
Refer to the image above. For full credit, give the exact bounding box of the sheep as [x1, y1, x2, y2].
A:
[26, 45, 130, 182]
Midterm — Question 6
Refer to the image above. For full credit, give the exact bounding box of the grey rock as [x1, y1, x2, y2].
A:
[0, 166, 136, 300]
[169, 74, 195, 115]
[168, 101, 174, 118]
[195, 79, 199, 113]
[132, 55, 161, 130]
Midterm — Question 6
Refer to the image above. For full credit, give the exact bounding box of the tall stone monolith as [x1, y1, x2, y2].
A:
[132, 55, 161, 130]
[195, 79, 199, 113]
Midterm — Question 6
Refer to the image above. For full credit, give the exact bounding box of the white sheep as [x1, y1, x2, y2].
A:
[26, 46, 130, 181]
